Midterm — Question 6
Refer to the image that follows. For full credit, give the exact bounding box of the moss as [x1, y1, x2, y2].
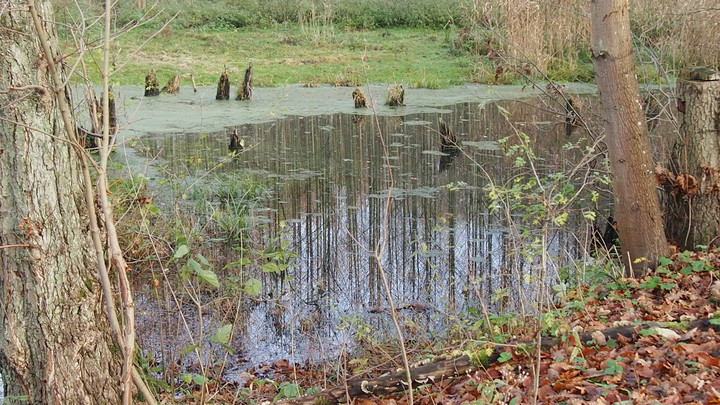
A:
[466, 345, 495, 368]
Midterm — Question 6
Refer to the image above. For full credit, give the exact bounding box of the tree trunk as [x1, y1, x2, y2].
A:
[0, 1, 123, 403]
[664, 68, 720, 249]
[590, 0, 668, 276]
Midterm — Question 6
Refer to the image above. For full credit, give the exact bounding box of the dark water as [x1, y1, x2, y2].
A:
[128, 96, 603, 380]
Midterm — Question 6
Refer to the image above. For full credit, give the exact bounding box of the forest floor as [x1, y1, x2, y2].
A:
[158, 248, 720, 404]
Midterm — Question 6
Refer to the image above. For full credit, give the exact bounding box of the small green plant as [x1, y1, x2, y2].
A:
[602, 359, 624, 376]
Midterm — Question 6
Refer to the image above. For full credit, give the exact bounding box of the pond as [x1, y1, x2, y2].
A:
[112, 83, 604, 381]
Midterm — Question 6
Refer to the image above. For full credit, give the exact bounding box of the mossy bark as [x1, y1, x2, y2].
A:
[144, 70, 160, 96]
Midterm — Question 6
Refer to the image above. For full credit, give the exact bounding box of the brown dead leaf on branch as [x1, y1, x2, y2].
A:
[655, 164, 699, 195]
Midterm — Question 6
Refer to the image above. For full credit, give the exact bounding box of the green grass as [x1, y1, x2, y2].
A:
[71, 25, 477, 88]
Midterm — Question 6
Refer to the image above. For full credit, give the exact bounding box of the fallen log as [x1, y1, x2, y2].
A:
[276, 318, 720, 404]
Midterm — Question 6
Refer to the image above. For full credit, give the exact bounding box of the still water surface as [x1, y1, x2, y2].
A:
[115, 85, 602, 379]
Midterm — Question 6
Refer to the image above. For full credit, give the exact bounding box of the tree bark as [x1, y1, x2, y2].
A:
[664, 69, 720, 249]
[0, 1, 123, 403]
[590, 0, 668, 276]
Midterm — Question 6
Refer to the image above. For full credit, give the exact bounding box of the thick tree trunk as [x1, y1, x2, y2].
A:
[590, 0, 668, 276]
[0, 2, 123, 404]
[664, 69, 720, 249]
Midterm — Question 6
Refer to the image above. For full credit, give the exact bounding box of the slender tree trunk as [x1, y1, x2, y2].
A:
[0, 1, 123, 403]
[664, 69, 720, 249]
[590, 0, 668, 276]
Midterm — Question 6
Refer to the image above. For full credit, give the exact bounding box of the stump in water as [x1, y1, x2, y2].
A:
[190, 74, 198, 93]
[386, 84, 405, 106]
[438, 117, 460, 171]
[352, 87, 367, 108]
[661, 67, 720, 249]
[236, 65, 253, 100]
[438, 117, 458, 149]
[161, 74, 180, 94]
[564, 97, 582, 137]
[83, 86, 117, 149]
[144, 70, 160, 97]
[216, 70, 230, 100]
[229, 128, 244, 152]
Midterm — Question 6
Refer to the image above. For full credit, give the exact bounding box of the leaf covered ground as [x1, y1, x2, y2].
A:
[160, 249, 720, 404]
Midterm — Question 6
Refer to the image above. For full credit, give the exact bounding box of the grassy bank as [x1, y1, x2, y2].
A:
[73, 26, 476, 88]
[58, 0, 718, 88]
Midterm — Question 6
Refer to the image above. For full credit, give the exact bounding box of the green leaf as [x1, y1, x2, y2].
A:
[244, 278, 262, 297]
[196, 267, 220, 287]
[188, 258, 203, 273]
[180, 373, 193, 384]
[659, 257, 673, 266]
[709, 318, 720, 325]
[660, 283, 677, 291]
[498, 352, 513, 363]
[196, 253, 211, 266]
[262, 262, 280, 273]
[211, 324, 233, 344]
[181, 344, 200, 356]
[174, 245, 189, 259]
[509, 397, 520, 405]
[193, 374, 209, 386]
[275, 382, 302, 400]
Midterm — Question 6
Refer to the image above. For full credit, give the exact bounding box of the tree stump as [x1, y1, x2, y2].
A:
[352, 87, 367, 108]
[438, 117, 460, 171]
[216, 70, 230, 100]
[161, 74, 180, 94]
[663, 67, 720, 249]
[229, 128, 244, 152]
[386, 84, 405, 106]
[236, 65, 253, 100]
[144, 70, 159, 97]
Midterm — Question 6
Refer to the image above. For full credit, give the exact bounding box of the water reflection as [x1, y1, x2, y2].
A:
[131, 97, 599, 372]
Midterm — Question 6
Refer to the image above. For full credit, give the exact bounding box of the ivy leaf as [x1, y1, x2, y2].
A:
[498, 352, 513, 363]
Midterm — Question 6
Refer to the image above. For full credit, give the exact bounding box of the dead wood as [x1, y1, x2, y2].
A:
[190, 73, 197, 92]
[229, 128, 244, 151]
[82, 86, 117, 149]
[236, 65, 253, 100]
[216, 70, 230, 100]
[352, 87, 367, 108]
[276, 318, 719, 404]
[144, 70, 160, 97]
[438, 117, 458, 149]
[386, 84, 405, 107]
[161, 74, 180, 94]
